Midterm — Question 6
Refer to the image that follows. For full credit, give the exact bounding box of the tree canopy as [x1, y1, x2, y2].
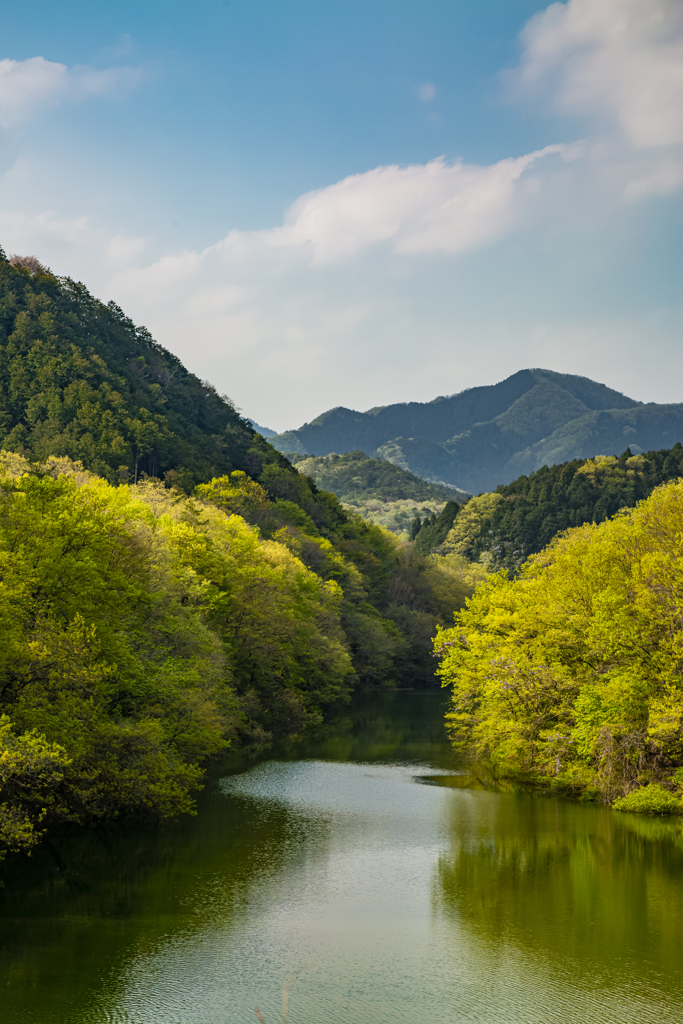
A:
[0, 251, 282, 487]
[435, 479, 683, 810]
[0, 250, 482, 860]
[448, 444, 683, 571]
[0, 450, 478, 859]
[289, 450, 467, 535]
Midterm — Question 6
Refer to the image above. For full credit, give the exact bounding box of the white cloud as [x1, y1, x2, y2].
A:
[264, 144, 576, 264]
[0, 56, 141, 128]
[182, 284, 249, 317]
[0, 207, 91, 251]
[98, 142, 578, 313]
[1, 0, 681, 430]
[105, 234, 146, 267]
[514, 0, 683, 148]
[623, 159, 683, 201]
[0, 206, 147, 283]
[418, 83, 435, 102]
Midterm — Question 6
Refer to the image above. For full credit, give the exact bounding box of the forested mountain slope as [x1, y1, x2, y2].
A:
[0, 251, 276, 488]
[441, 443, 683, 572]
[289, 450, 468, 533]
[0, 249, 481, 857]
[270, 369, 683, 493]
[0, 249, 471, 688]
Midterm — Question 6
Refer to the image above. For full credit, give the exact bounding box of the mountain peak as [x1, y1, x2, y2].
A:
[269, 370, 670, 492]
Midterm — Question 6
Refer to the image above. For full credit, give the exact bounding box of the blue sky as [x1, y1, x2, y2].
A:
[1, 0, 681, 429]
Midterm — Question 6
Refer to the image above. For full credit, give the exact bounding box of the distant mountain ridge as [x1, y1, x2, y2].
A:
[246, 419, 276, 438]
[269, 369, 683, 493]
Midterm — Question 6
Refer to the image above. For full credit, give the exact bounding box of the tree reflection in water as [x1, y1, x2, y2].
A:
[434, 785, 683, 996]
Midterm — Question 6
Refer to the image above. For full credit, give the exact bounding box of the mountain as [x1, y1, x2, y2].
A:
[290, 449, 468, 533]
[247, 419, 277, 438]
[0, 252, 280, 489]
[0, 248, 497, 859]
[269, 369, 683, 493]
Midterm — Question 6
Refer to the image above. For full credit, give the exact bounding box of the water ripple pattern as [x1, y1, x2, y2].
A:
[2, 692, 683, 1023]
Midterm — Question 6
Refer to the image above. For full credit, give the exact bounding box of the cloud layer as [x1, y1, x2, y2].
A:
[515, 0, 683, 149]
[1, 0, 682, 428]
[0, 56, 140, 128]
[264, 145, 575, 264]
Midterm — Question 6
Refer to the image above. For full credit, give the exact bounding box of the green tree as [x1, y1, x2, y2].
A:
[434, 480, 683, 805]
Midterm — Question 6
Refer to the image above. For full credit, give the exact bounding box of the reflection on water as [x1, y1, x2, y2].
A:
[1, 690, 683, 1023]
[435, 788, 683, 1021]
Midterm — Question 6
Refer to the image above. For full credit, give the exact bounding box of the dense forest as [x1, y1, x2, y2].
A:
[289, 449, 467, 533]
[409, 501, 461, 554]
[6, 245, 681, 854]
[0, 251, 478, 859]
[435, 480, 683, 812]
[0, 251, 282, 489]
[446, 445, 683, 571]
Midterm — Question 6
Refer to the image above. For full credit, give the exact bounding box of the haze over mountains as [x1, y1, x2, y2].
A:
[269, 369, 683, 493]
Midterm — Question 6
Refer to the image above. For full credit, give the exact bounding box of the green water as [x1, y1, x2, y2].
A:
[2, 690, 683, 1023]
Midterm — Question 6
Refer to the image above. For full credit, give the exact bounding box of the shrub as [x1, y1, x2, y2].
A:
[613, 785, 683, 816]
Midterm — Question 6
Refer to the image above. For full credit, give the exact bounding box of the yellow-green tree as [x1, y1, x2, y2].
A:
[434, 480, 683, 807]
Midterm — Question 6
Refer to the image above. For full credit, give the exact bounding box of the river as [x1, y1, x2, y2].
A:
[2, 689, 683, 1023]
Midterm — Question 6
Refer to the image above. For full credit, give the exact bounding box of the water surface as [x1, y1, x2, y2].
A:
[2, 690, 683, 1023]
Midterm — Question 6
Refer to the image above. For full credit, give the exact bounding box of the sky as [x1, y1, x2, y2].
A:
[0, 0, 681, 431]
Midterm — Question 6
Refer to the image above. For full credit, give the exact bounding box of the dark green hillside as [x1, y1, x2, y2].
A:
[0, 250, 471, 688]
[270, 369, 683, 493]
[0, 251, 278, 488]
[464, 443, 683, 571]
[506, 405, 683, 478]
[289, 450, 468, 534]
[290, 450, 467, 504]
[269, 369, 651, 492]
[410, 501, 461, 554]
[272, 369, 637, 459]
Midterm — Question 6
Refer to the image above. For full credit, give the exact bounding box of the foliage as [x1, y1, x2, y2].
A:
[440, 492, 503, 560]
[0, 445, 481, 857]
[0, 719, 70, 854]
[0, 251, 473, 700]
[341, 496, 448, 535]
[0, 455, 363, 856]
[464, 444, 683, 571]
[196, 467, 483, 690]
[412, 500, 461, 554]
[288, 450, 466, 535]
[434, 480, 683, 803]
[290, 450, 463, 503]
[0, 252, 484, 858]
[613, 785, 683, 815]
[0, 254, 289, 488]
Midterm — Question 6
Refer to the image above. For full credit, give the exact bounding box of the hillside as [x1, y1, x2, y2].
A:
[247, 419, 276, 438]
[0, 252, 282, 489]
[0, 248, 493, 855]
[441, 443, 683, 572]
[289, 450, 468, 533]
[435, 477, 683, 805]
[269, 369, 683, 493]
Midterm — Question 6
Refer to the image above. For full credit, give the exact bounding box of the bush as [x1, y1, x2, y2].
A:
[613, 785, 683, 816]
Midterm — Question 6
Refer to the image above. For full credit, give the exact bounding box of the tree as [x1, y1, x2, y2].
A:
[434, 480, 683, 807]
